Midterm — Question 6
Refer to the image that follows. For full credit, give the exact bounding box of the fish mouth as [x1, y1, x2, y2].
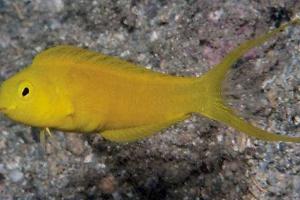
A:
[0, 103, 10, 113]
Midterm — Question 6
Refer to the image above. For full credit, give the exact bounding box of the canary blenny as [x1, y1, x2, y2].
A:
[0, 19, 299, 143]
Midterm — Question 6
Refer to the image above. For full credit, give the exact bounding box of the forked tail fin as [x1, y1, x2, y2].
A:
[197, 18, 300, 143]
[206, 99, 300, 142]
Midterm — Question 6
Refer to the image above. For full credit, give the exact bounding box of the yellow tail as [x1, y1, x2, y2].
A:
[197, 18, 300, 143]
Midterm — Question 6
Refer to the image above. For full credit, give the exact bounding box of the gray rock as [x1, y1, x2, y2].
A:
[0, 0, 299, 199]
[9, 169, 23, 183]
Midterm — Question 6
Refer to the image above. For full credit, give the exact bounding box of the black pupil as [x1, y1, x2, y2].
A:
[22, 87, 29, 96]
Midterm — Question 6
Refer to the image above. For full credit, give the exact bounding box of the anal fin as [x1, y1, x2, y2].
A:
[101, 115, 189, 142]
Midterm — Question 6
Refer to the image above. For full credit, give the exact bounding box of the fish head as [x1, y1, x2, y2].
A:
[0, 67, 73, 128]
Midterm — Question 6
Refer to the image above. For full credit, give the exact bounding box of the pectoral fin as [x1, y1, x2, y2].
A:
[101, 115, 189, 142]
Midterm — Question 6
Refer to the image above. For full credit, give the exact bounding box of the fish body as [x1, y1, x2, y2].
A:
[0, 47, 201, 133]
[65, 59, 197, 131]
[0, 19, 299, 143]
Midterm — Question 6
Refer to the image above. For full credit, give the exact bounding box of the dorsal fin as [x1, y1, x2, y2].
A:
[32, 45, 167, 76]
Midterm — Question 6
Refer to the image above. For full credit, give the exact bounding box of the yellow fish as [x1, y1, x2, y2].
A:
[0, 19, 299, 143]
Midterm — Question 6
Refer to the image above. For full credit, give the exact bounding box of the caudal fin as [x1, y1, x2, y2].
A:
[197, 18, 300, 143]
[208, 100, 300, 142]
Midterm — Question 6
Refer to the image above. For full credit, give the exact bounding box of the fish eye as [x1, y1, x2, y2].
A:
[18, 81, 33, 99]
[22, 87, 30, 97]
